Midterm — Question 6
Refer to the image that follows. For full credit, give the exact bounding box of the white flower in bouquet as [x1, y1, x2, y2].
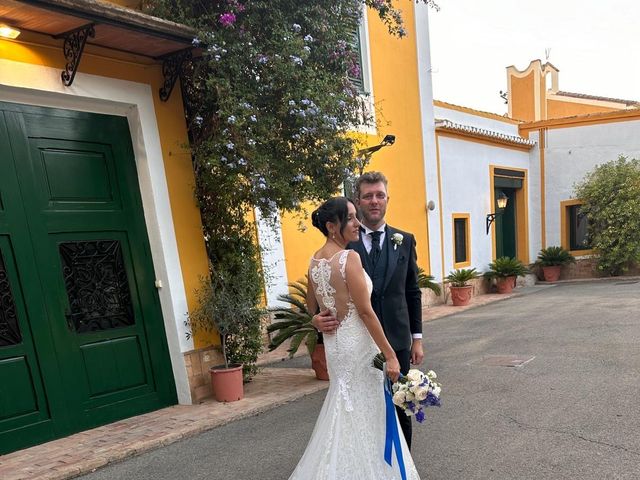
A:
[414, 387, 429, 402]
[406, 369, 423, 382]
[392, 390, 406, 406]
[427, 370, 437, 380]
[432, 385, 441, 397]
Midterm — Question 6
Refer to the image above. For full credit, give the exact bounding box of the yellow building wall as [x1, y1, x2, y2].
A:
[510, 71, 536, 122]
[0, 33, 210, 335]
[547, 99, 620, 119]
[280, 4, 430, 284]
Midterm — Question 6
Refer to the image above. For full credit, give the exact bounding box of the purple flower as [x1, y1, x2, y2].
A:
[257, 54, 269, 64]
[290, 55, 303, 66]
[219, 12, 236, 27]
[406, 401, 416, 412]
[348, 63, 361, 78]
[192, 38, 201, 47]
[426, 392, 441, 406]
[415, 409, 425, 423]
[304, 34, 314, 42]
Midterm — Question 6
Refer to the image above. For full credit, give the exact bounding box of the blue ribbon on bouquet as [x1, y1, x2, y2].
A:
[383, 377, 407, 480]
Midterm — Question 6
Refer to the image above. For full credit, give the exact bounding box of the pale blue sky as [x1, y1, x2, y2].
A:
[427, 0, 639, 114]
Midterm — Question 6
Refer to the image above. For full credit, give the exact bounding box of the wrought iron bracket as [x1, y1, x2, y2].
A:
[55, 23, 96, 87]
[486, 212, 503, 235]
[159, 48, 193, 102]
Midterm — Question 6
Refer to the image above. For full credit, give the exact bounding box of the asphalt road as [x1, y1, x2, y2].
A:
[79, 280, 640, 480]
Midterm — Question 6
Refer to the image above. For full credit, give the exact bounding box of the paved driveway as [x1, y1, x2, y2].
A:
[80, 280, 640, 479]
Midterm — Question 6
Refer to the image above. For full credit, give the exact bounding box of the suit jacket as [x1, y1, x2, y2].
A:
[348, 225, 422, 352]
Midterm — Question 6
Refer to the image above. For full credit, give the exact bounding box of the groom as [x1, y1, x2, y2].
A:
[312, 171, 423, 448]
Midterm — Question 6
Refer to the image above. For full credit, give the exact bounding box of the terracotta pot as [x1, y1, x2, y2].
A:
[210, 363, 244, 402]
[449, 285, 473, 306]
[310, 344, 329, 381]
[496, 276, 516, 294]
[542, 265, 561, 282]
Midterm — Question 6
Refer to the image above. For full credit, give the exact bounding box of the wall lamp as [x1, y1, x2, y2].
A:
[0, 24, 21, 39]
[486, 190, 508, 234]
[355, 134, 396, 174]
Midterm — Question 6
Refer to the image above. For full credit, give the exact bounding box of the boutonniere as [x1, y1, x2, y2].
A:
[391, 233, 404, 250]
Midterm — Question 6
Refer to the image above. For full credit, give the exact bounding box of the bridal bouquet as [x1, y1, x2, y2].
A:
[373, 353, 441, 423]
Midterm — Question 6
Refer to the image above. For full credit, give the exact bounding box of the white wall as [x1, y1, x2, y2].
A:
[437, 135, 531, 275]
[414, 3, 442, 280]
[544, 119, 640, 247]
[255, 210, 289, 309]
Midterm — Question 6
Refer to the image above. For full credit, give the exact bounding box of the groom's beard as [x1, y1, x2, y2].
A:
[357, 207, 386, 230]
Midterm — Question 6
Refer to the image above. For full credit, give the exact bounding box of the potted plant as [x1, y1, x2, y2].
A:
[188, 265, 265, 402]
[535, 246, 575, 282]
[417, 267, 442, 296]
[445, 268, 481, 306]
[267, 277, 328, 380]
[485, 256, 529, 294]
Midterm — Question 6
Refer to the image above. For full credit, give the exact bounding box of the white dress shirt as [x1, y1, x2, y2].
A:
[361, 224, 386, 254]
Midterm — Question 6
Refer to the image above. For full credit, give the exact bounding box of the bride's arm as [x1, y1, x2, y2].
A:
[344, 251, 400, 382]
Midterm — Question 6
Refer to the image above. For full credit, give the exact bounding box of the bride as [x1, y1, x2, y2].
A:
[289, 197, 420, 479]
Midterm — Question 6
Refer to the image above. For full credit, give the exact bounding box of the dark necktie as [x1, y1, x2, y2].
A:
[370, 230, 382, 266]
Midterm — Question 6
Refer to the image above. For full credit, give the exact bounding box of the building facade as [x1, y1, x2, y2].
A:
[0, 0, 211, 453]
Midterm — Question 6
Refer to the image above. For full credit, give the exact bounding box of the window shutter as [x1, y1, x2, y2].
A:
[348, 26, 365, 94]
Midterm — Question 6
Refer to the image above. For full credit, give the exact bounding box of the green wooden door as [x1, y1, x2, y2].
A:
[495, 188, 517, 259]
[0, 102, 176, 453]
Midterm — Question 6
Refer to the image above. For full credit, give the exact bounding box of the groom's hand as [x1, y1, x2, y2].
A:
[410, 339, 424, 365]
[312, 309, 338, 333]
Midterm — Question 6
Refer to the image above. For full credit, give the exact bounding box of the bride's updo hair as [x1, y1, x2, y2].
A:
[311, 197, 355, 237]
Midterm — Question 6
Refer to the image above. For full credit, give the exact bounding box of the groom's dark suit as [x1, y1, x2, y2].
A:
[348, 224, 422, 448]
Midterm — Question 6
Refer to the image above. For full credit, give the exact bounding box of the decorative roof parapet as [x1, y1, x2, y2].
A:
[435, 119, 536, 149]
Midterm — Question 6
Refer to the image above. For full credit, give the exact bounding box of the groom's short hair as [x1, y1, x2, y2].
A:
[354, 171, 388, 199]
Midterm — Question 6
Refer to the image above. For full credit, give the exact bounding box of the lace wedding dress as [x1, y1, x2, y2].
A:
[289, 250, 420, 480]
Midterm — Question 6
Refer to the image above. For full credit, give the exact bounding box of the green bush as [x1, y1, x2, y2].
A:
[445, 268, 481, 287]
[187, 262, 265, 381]
[574, 156, 640, 275]
[535, 246, 575, 267]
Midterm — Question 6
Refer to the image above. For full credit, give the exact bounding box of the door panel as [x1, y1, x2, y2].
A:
[495, 188, 517, 258]
[0, 102, 176, 452]
[0, 112, 61, 453]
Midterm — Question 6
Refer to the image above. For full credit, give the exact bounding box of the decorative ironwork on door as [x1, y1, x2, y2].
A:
[0, 249, 21, 347]
[59, 240, 135, 333]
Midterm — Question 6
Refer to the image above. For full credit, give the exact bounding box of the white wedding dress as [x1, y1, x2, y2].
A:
[289, 250, 420, 480]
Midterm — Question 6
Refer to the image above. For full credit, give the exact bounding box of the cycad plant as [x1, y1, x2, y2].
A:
[267, 278, 318, 358]
[485, 256, 529, 278]
[417, 267, 442, 296]
[536, 246, 575, 266]
[445, 268, 481, 287]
